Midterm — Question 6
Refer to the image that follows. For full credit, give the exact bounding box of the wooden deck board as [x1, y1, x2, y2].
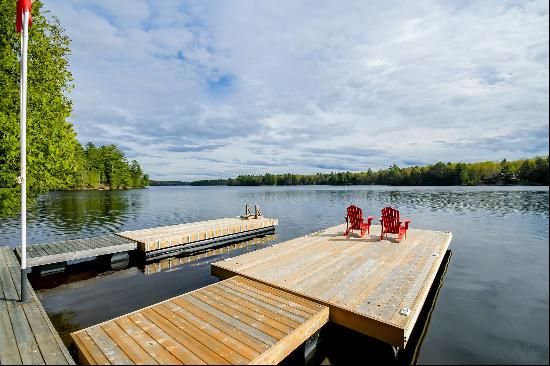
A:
[0, 247, 75, 365]
[117, 217, 278, 252]
[71, 276, 328, 365]
[212, 224, 452, 348]
[15, 235, 137, 268]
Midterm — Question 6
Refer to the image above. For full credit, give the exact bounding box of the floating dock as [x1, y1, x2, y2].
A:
[144, 235, 276, 276]
[70, 223, 452, 364]
[71, 275, 328, 365]
[15, 235, 137, 268]
[117, 217, 277, 259]
[212, 224, 452, 348]
[0, 247, 74, 365]
[13, 216, 277, 271]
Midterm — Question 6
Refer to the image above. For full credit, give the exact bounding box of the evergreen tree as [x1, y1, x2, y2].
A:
[1, 0, 77, 213]
[0, 1, 149, 215]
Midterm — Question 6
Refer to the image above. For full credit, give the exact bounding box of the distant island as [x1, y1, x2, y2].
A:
[151, 156, 549, 187]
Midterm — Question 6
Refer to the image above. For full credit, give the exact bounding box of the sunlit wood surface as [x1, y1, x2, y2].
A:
[71, 276, 328, 365]
[212, 224, 452, 347]
[118, 217, 278, 252]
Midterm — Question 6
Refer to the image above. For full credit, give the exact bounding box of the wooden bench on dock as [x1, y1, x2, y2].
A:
[15, 235, 137, 268]
[0, 247, 74, 365]
[71, 276, 328, 365]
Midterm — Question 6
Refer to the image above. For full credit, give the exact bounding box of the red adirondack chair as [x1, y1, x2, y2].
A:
[344, 205, 375, 238]
[380, 207, 411, 242]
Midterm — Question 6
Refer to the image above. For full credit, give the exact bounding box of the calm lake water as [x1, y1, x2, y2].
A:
[0, 186, 548, 364]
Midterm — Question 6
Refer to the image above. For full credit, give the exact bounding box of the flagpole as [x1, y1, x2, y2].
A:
[19, 9, 29, 303]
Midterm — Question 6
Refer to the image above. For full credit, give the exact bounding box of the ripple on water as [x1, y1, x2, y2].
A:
[0, 186, 547, 364]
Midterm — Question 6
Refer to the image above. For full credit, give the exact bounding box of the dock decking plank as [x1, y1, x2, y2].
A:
[190, 290, 288, 340]
[101, 321, 159, 365]
[86, 326, 133, 365]
[0, 247, 75, 365]
[202, 287, 298, 333]
[0, 304, 23, 365]
[72, 331, 110, 365]
[163, 301, 258, 361]
[154, 304, 248, 364]
[0, 250, 43, 365]
[172, 297, 270, 355]
[4, 249, 74, 365]
[140, 307, 230, 365]
[72, 276, 328, 365]
[212, 224, 452, 348]
[114, 316, 181, 365]
[127, 312, 207, 365]
[214, 282, 306, 323]
[16, 236, 138, 268]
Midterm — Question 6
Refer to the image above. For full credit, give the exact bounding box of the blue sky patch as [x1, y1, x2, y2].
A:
[207, 74, 235, 94]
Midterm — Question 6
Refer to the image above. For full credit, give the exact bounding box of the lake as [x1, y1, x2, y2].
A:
[0, 185, 548, 364]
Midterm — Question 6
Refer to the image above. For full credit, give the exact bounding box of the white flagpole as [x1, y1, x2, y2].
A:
[19, 9, 29, 303]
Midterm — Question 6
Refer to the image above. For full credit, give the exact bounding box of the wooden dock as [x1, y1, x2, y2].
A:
[117, 217, 277, 258]
[15, 235, 137, 268]
[144, 235, 276, 276]
[71, 276, 328, 365]
[212, 224, 452, 348]
[0, 247, 75, 365]
[12, 217, 277, 270]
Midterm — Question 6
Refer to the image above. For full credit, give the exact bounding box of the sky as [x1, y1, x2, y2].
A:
[43, 0, 549, 181]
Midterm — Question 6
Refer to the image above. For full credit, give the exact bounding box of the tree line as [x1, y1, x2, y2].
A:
[73, 142, 149, 190]
[0, 0, 147, 216]
[189, 156, 549, 186]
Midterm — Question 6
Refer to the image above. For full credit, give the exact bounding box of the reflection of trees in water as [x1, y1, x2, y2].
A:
[34, 190, 143, 233]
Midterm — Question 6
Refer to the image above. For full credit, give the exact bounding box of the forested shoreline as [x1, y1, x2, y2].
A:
[0, 0, 148, 216]
[73, 142, 148, 190]
[183, 156, 549, 187]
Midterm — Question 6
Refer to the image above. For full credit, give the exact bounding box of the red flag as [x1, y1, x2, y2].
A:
[16, 0, 32, 33]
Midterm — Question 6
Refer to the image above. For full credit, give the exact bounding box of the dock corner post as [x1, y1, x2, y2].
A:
[20, 267, 28, 303]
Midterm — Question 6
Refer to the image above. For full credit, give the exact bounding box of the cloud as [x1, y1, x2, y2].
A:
[43, 0, 549, 180]
[165, 144, 224, 153]
[435, 124, 549, 155]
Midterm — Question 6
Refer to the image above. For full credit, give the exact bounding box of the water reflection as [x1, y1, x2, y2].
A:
[31, 234, 278, 289]
[143, 234, 276, 276]
[48, 311, 80, 348]
[34, 190, 141, 235]
[4, 186, 547, 364]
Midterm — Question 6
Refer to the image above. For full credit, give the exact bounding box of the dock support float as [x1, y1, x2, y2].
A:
[144, 226, 276, 261]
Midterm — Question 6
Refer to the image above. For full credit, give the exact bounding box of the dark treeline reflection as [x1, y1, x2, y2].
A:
[19, 190, 142, 243]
